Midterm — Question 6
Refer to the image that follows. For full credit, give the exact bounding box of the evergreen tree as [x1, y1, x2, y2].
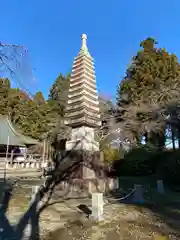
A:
[0, 78, 50, 139]
[0, 78, 11, 115]
[33, 91, 45, 105]
[48, 73, 70, 116]
[47, 73, 71, 147]
[117, 37, 180, 147]
[98, 94, 115, 141]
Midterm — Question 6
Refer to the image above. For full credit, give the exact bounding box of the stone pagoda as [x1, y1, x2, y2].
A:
[65, 34, 101, 152]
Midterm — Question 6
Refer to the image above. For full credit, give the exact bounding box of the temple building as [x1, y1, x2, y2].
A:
[65, 34, 101, 151]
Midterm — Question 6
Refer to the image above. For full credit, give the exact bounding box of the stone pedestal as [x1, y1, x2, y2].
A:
[63, 124, 105, 196]
[56, 148, 106, 197]
[65, 125, 102, 180]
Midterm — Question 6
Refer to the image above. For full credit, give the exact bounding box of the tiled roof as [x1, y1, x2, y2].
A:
[0, 115, 38, 146]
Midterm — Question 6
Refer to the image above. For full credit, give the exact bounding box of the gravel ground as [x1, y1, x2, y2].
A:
[42, 204, 179, 240]
[2, 185, 180, 240]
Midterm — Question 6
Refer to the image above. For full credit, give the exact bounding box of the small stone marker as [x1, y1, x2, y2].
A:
[133, 184, 144, 204]
[157, 180, 164, 194]
[108, 178, 119, 190]
[108, 178, 114, 190]
[91, 193, 104, 221]
[114, 178, 119, 189]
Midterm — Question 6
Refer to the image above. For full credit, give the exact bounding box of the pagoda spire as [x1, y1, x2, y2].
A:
[80, 33, 90, 56]
[81, 34, 87, 49]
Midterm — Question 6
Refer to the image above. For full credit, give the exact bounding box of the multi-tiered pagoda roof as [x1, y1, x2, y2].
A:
[65, 34, 101, 128]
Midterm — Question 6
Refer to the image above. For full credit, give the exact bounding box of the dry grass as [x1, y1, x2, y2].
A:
[2, 185, 180, 240]
[41, 202, 180, 240]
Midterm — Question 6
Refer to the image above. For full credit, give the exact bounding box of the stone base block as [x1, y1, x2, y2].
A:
[59, 150, 103, 180]
[57, 178, 117, 199]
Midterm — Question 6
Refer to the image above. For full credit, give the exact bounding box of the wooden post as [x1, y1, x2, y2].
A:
[42, 140, 46, 162]
[5, 136, 10, 161]
[4, 136, 10, 181]
[10, 150, 13, 166]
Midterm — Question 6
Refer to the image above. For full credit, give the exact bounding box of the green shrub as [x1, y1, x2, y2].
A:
[112, 146, 159, 176]
[103, 146, 123, 163]
[160, 149, 180, 185]
[112, 146, 180, 185]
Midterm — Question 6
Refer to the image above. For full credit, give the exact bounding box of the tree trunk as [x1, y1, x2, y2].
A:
[157, 130, 165, 150]
[177, 128, 180, 149]
[146, 129, 165, 150]
[171, 126, 176, 150]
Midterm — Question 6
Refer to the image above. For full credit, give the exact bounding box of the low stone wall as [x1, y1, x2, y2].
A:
[6, 161, 48, 169]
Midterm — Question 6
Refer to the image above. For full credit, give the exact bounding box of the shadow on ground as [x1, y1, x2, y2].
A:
[108, 184, 180, 239]
[0, 179, 42, 239]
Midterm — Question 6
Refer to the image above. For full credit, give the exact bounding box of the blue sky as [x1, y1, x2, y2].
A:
[1, 0, 180, 99]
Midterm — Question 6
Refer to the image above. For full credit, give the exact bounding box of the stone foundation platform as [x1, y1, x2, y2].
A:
[54, 150, 118, 197]
[56, 178, 119, 198]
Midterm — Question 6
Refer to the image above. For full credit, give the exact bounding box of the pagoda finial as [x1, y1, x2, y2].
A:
[79, 33, 90, 57]
[81, 34, 87, 49]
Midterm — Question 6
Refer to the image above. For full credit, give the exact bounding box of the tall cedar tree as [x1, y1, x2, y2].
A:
[48, 73, 70, 116]
[117, 37, 180, 147]
[47, 73, 70, 149]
